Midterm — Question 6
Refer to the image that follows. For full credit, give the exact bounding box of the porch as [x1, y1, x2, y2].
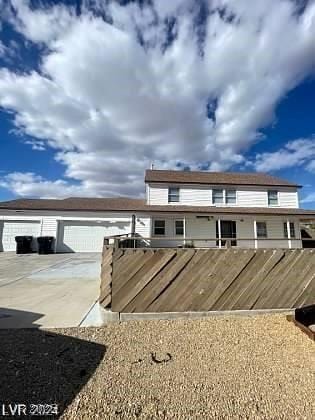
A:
[107, 214, 304, 249]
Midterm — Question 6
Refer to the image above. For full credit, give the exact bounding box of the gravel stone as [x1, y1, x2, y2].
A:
[60, 315, 315, 419]
[1, 315, 314, 419]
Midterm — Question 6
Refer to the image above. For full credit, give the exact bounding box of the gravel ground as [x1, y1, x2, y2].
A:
[1, 315, 314, 419]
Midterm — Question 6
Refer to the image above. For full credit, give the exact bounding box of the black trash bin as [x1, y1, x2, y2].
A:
[37, 236, 54, 254]
[15, 236, 33, 254]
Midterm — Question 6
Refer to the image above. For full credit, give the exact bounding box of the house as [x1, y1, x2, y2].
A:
[0, 169, 314, 252]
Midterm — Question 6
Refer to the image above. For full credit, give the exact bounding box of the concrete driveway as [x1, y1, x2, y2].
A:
[0, 252, 101, 328]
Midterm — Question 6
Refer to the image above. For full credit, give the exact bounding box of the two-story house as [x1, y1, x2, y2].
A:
[0, 169, 314, 252]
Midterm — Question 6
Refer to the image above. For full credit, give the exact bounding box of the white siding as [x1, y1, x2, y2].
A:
[278, 190, 299, 208]
[237, 189, 267, 207]
[147, 185, 168, 205]
[255, 217, 301, 248]
[147, 183, 299, 208]
[236, 217, 255, 248]
[135, 216, 151, 238]
[179, 188, 212, 206]
[185, 217, 216, 247]
[40, 216, 58, 237]
[0, 220, 40, 251]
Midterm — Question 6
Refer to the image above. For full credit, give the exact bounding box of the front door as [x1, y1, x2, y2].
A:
[216, 220, 237, 247]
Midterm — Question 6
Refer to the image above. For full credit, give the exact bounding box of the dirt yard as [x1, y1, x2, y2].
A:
[0, 315, 314, 419]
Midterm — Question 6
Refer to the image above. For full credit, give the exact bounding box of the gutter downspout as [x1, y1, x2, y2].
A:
[131, 214, 136, 248]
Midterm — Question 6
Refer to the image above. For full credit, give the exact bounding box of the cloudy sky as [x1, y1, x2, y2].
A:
[0, 0, 314, 207]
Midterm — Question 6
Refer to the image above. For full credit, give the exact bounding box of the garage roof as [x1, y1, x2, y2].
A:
[0, 197, 314, 218]
[145, 169, 301, 187]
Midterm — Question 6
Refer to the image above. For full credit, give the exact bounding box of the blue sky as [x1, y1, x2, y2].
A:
[0, 0, 314, 207]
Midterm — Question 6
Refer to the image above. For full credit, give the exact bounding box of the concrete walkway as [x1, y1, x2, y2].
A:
[0, 252, 101, 328]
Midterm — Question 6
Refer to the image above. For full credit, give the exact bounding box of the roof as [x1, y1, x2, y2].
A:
[145, 169, 301, 188]
[0, 197, 146, 212]
[0, 197, 315, 218]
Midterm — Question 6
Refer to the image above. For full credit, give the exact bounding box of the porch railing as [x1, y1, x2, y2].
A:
[103, 234, 312, 249]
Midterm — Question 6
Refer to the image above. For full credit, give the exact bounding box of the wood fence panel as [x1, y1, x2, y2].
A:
[214, 250, 274, 310]
[123, 249, 195, 313]
[233, 250, 285, 310]
[99, 247, 315, 312]
[112, 250, 176, 312]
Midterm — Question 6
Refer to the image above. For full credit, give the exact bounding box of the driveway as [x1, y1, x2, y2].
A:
[0, 252, 101, 328]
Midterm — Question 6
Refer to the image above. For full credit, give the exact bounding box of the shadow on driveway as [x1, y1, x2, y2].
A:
[0, 308, 106, 418]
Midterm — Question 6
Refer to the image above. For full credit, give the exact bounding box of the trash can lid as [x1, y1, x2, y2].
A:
[15, 236, 33, 240]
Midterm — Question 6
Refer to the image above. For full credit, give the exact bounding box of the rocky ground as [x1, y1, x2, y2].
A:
[0, 314, 314, 419]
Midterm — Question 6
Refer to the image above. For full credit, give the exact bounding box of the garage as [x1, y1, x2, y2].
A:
[0, 220, 41, 252]
[56, 220, 130, 252]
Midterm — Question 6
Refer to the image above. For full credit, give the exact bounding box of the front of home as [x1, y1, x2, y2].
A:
[0, 169, 314, 252]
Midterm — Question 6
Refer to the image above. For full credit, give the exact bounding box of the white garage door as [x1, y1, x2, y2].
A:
[57, 221, 130, 252]
[0, 220, 41, 251]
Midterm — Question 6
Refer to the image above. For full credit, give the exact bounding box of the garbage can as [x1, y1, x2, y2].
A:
[37, 236, 54, 254]
[15, 236, 33, 254]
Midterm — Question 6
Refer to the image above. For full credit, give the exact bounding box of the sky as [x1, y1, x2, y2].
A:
[0, 0, 314, 208]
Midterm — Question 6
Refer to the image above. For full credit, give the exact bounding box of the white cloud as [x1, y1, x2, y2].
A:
[0, 0, 315, 197]
[250, 138, 315, 172]
[9, 0, 76, 44]
[301, 193, 315, 204]
[0, 40, 6, 56]
[306, 159, 315, 173]
[24, 140, 46, 151]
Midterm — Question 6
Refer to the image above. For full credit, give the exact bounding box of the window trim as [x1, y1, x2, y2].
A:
[212, 188, 224, 205]
[153, 219, 166, 236]
[226, 189, 237, 205]
[168, 187, 180, 203]
[175, 219, 184, 236]
[268, 190, 279, 206]
[256, 221, 268, 238]
[284, 221, 296, 238]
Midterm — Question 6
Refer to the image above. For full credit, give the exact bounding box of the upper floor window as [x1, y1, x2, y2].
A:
[168, 187, 180, 203]
[284, 222, 296, 238]
[268, 190, 278, 206]
[153, 220, 165, 236]
[212, 189, 224, 204]
[175, 220, 184, 235]
[226, 189, 236, 204]
[256, 221, 268, 238]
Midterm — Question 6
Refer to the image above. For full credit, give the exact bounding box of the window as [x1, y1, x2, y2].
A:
[168, 187, 180, 203]
[256, 221, 267, 238]
[226, 190, 236, 204]
[153, 220, 165, 235]
[175, 220, 184, 235]
[268, 190, 278, 206]
[284, 222, 296, 238]
[213, 189, 224, 204]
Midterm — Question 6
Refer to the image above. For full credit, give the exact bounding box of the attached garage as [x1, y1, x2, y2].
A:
[56, 220, 130, 252]
[0, 220, 41, 251]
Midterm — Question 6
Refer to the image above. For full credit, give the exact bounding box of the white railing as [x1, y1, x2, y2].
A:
[103, 234, 312, 249]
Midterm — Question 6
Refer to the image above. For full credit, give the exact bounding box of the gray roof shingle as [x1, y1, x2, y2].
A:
[145, 170, 301, 187]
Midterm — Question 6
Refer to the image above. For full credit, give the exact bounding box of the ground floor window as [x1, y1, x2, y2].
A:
[216, 220, 237, 246]
[284, 222, 296, 238]
[175, 220, 184, 235]
[256, 221, 268, 238]
[153, 220, 165, 236]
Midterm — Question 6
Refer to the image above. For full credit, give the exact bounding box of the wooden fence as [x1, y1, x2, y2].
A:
[99, 247, 315, 313]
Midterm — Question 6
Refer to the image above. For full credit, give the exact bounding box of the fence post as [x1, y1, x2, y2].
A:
[113, 238, 120, 250]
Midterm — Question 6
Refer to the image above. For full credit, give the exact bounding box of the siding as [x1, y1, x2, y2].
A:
[147, 183, 299, 209]
[278, 190, 299, 208]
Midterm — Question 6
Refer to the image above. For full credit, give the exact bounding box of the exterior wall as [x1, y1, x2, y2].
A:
[0, 210, 303, 251]
[0, 210, 134, 252]
[146, 213, 302, 249]
[147, 183, 299, 208]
